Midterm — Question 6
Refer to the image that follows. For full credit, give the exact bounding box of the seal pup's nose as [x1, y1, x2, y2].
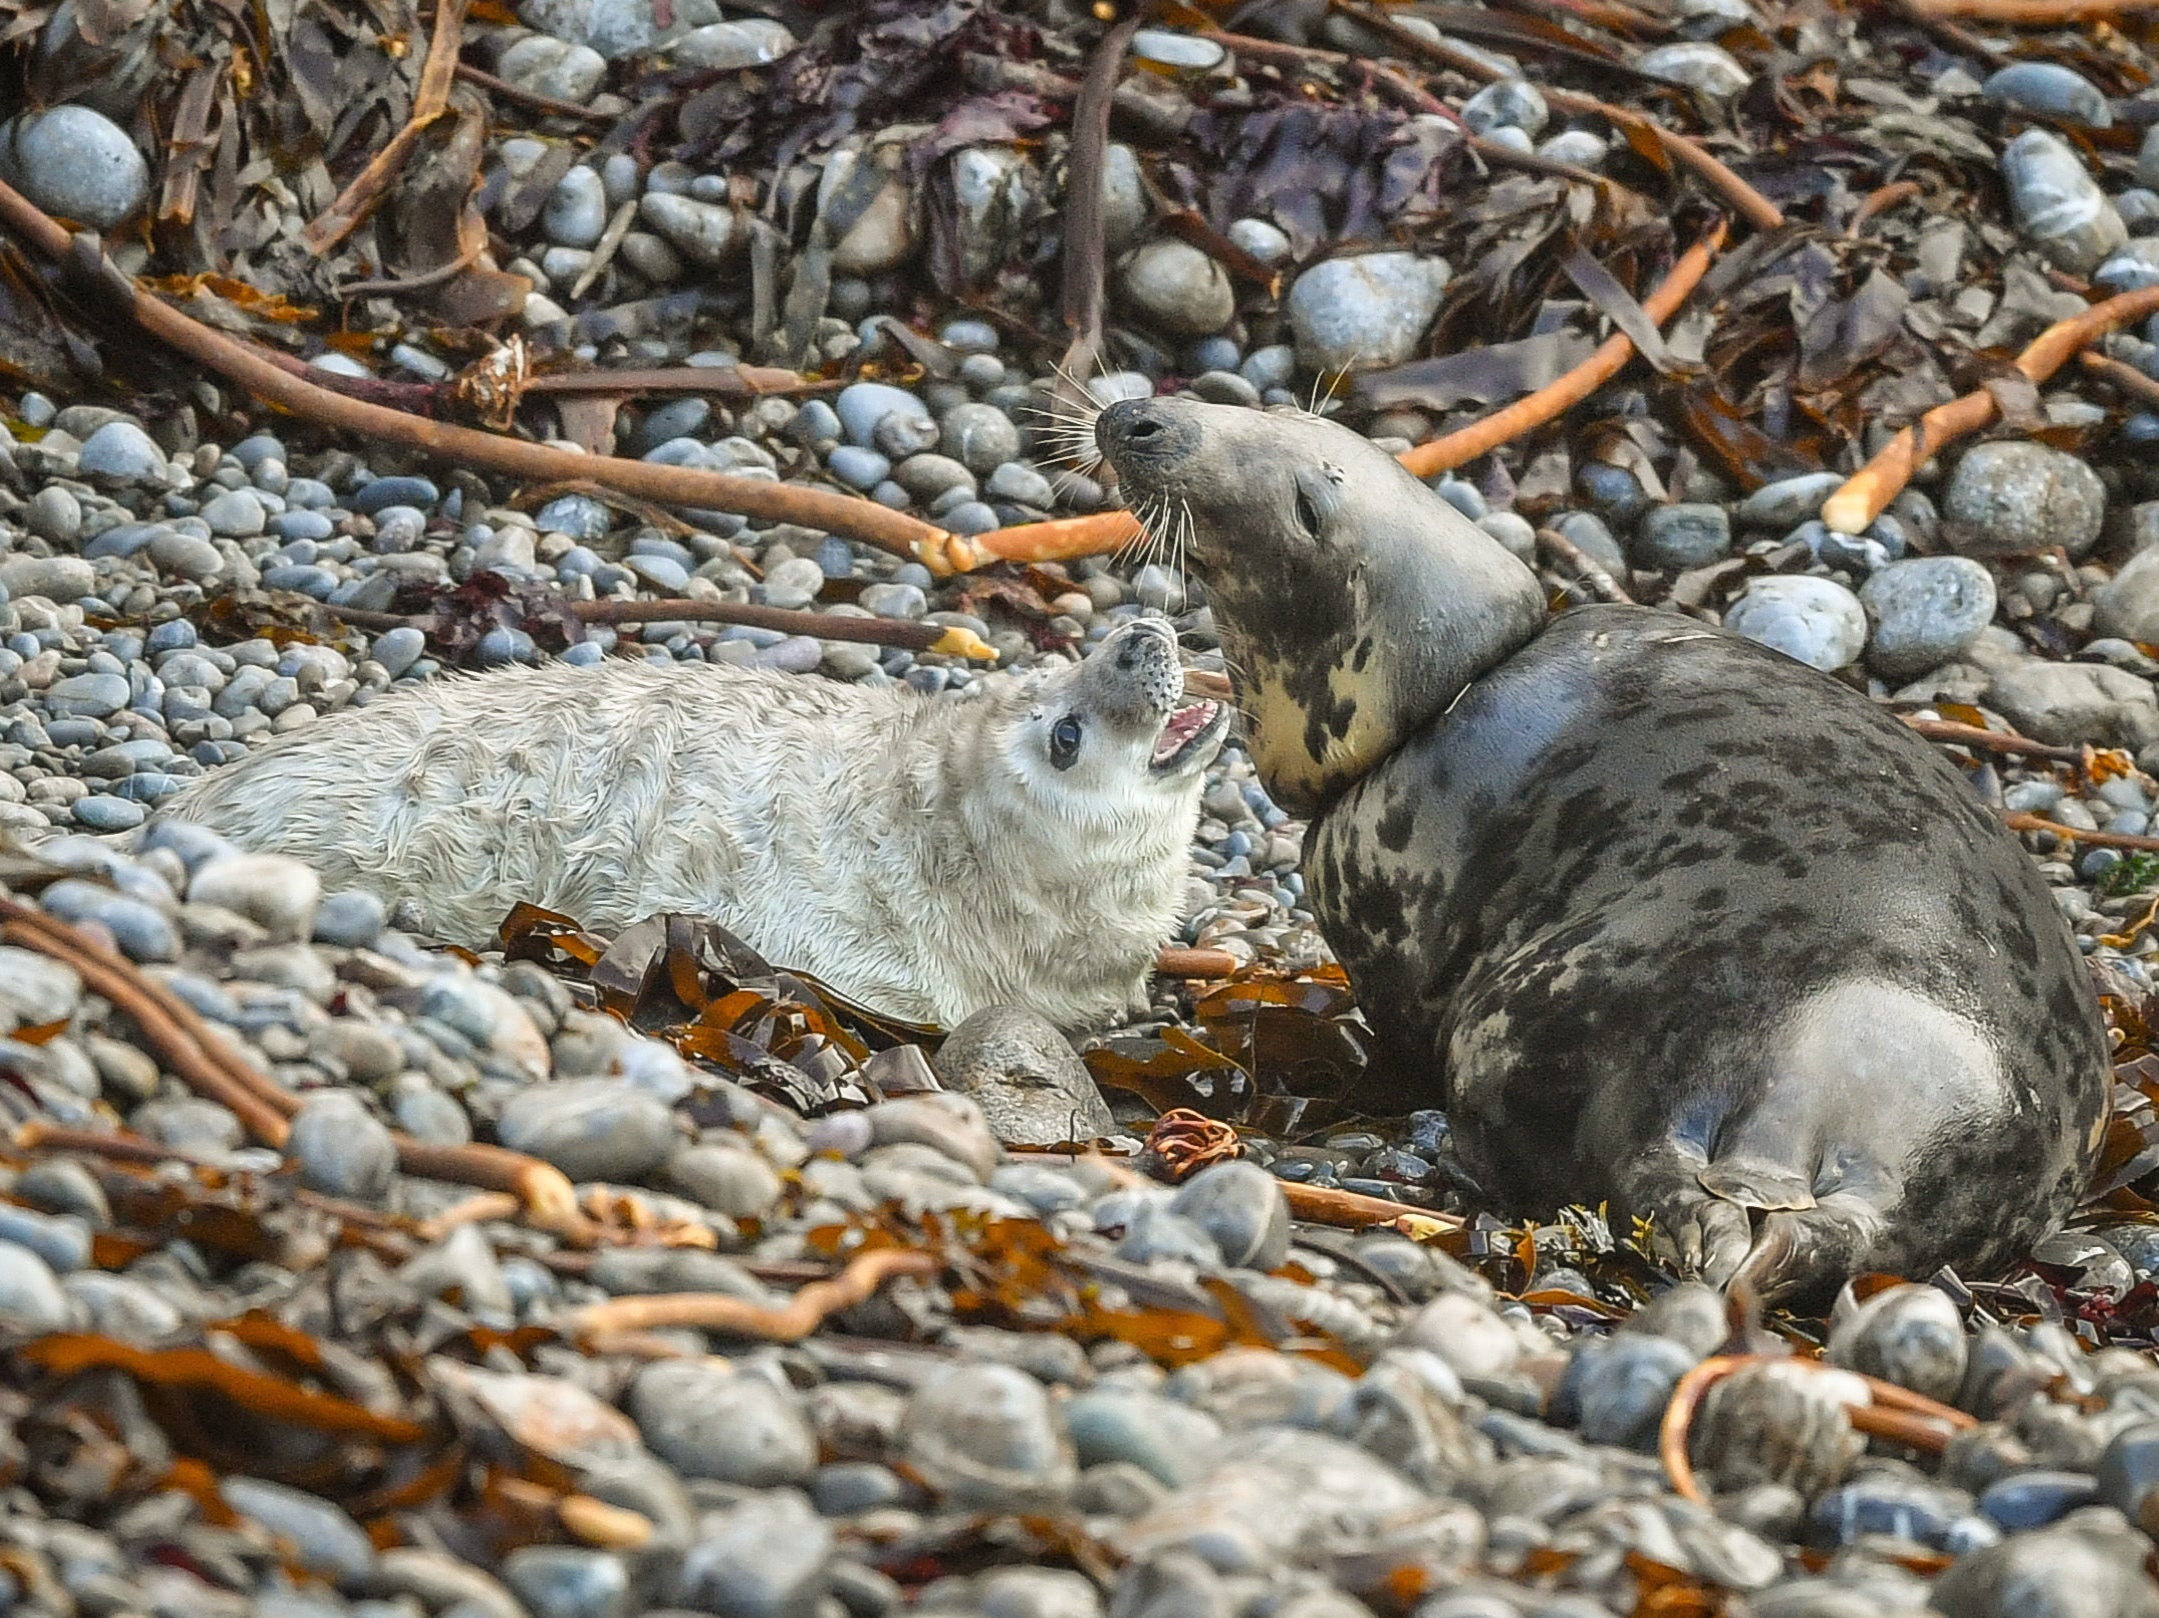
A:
[1096, 399, 1168, 458]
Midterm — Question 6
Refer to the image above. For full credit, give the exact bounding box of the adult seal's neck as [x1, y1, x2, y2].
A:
[1094, 396, 1547, 815]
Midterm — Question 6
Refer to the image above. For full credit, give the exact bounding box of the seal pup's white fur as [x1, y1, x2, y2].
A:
[158, 617, 1229, 1030]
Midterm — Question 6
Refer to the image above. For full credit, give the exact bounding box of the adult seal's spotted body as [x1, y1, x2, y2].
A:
[1098, 397, 2108, 1302]
[159, 617, 1229, 1032]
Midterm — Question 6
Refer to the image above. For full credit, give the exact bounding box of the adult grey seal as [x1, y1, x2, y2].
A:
[158, 617, 1229, 1031]
[1096, 396, 2108, 1303]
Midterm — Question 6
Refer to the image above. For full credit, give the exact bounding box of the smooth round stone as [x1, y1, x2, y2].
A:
[2096, 1421, 2159, 1525]
[221, 1477, 376, 1582]
[495, 1078, 677, 1182]
[1550, 510, 1626, 576]
[37, 879, 177, 961]
[1560, 1334, 1696, 1452]
[1241, 344, 1297, 391]
[1286, 253, 1451, 373]
[859, 581, 928, 620]
[1168, 1160, 1290, 1270]
[151, 530, 226, 579]
[1538, 129, 1609, 166]
[0, 1244, 70, 1330]
[2096, 239, 2159, 295]
[544, 166, 609, 248]
[902, 1364, 1077, 1507]
[638, 192, 741, 264]
[373, 625, 428, 678]
[1809, 1476, 1970, 1550]
[498, 35, 608, 103]
[502, 1547, 630, 1618]
[1227, 217, 1291, 266]
[933, 1004, 1115, 1144]
[1858, 557, 1995, 678]
[987, 462, 1056, 508]
[1130, 26, 1225, 71]
[200, 489, 268, 537]
[677, 1489, 833, 1618]
[828, 445, 892, 492]
[1724, 575, 1866, 672]
[1944, 441, 2105, 557]
[669, 17, 795, 68]
[1976, 1470, 2099, 1531]
[743, 634, 822, 672]
[64, 1271, 181, 1341]
[1460, 78, 1548, 137]
[750, 556, 819, 612]
[0, 105, 148, 228]
[2001, 128, 2127, 274]
[1064, 1389, 1223, 1489]
[76, 419, 166, 480]
[940, 402, 1022, 474]
[663, 1141, 782, 1219]
[1634, 503, 1731, 569]
[45, 671, 130, 717]
[1983, 62, 2111, 127]
[1737, 471, 1842, 530]
[26, 484, 81, 544]
[1397, 1291, 1521, 1380]
[535, 493, 613, 541]
[624, 553, 689, 592]
[1635, 41, 1751, 94]
[631, 1360, 816, 1484]
[314, 889, 387, 948]
[72, 794, 144, 831]
[2096, 547, 2159, 644]
[287, 1091, 398, 1201]
[1826, 1283, 1966, 1401]
[893, 453, 975, 503]
[1119, 240, 1235, 336]
[945, 500, 1000, 536]
[0, 555, 95, 601]
[836, 382, 932, 450]
[190, 851, 322, 942]
[0, 1206, 89, 1275]
[1576, 461, 1650, 528]
[352, 475, 438, 515]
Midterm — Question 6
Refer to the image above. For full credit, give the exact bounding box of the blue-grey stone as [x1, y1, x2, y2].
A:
[836, 382, 932, 449]
[535, 494, 613, 541]
[504, 1547, 630, 1618]
[221, 1477, 377, 1583]
[273, 509, 335, 542]
[288, 1091, 397, 1201]
[0, 1240, 72, 1333]
[0, 1205, 91, 1273]
[0, 105, 148, 229]
[351, 476, 439, 515]
[373, 626, 428, 678]
[72, 794, 145, 831]
[314, 890, 387, 948]
[624, 554, 690, 592]
[829, 445, 891, 491]
[263, 564, 339, 599]
[1978, 1470, 2098, 1530]
[43, 672, 130, 720]
[37, 880, 177, 961]
[1634, 503, 1731, 569]
[1983, 62, 2112, 127]
[496, 1079, 678, 1182]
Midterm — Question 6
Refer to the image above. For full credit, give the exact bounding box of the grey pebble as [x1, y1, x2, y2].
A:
[1945, 441, 2106, 557]
[189, 851, 323, 942]
[1168, 1159, 1290, 1270]
[221, 1476, 377, 1583]
[933, 1004, 1115, 1144]
[901, 1362, 1077, 1507]
[1724, 576, 1866, 672]
[1633, 503, 1731, 569]
[0, 1238, 71, 1333]
[1860, 556, 1997, 678]
[287, 1090, 398, 1201]
[632, 1359, 816, 1484]
[0, 104, 149, 229]
[676, 1488, 833, 1618]
[496, 1078, 679, 1181]
[1285, 253, 1450, 374]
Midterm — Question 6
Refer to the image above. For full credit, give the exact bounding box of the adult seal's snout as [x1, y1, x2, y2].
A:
[1096, 394, 2107, 1306]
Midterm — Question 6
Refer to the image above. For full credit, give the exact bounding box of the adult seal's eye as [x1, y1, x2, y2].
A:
[1049, 714, 1083, 769]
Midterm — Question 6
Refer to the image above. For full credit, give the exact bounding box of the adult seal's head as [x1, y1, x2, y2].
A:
[1097, 397, 1546, 812]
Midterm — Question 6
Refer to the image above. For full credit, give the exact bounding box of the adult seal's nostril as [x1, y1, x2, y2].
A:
[1095, 399, 1162, 457]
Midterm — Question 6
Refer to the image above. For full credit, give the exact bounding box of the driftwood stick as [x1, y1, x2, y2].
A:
[0, 179, 958, 565]
[1537, 526, 1634, 603]
[560, 1248, 939, 1340]
[2080, 351, 2159, 412]
[1823, 286, 2159, 535]
[1910, 0, 2159, 17]
[2004, 812, 2159, 854]
[304, 0, 472, 253]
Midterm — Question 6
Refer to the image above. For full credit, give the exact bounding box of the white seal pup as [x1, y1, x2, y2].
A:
[157, 617, 1230, 1029]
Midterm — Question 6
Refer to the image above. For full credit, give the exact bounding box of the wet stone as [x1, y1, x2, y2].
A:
[1634, 503, 1731, 569]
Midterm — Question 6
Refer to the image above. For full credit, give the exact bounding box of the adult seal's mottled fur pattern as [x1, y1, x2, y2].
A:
[159, 617, 1229, 1031]
[1098, 396, 2108, 1302]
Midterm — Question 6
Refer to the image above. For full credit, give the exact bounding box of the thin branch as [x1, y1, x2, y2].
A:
[1325, 0, 1785, 233]
[1401, 226, 1726, 478]
[1823, 286, 2159, 535]
[1910, 0, 2159, 17]
[1660, 1353, 1975, 1504]
[0, 180, 957, 565]
[1155, 948, 1242, 978]
[454, 60, 615, 124]
[1902, 716, 2095, 768]
[2004, 812, 2159, 854]
[304, 0, 472, 253]
[1061, 10, 1148, 393]
[1280, 1180, 1463, 1234]
[2080, 351, 2159, 412]
[1537, 526, 1634, 603]
[560, 1247, 938, 1340]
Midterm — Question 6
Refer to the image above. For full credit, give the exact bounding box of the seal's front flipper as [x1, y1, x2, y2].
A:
[1728, 1199, 1886, 1306]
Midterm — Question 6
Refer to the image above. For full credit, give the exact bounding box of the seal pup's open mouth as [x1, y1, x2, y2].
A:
[1152, 699, 1228, 772]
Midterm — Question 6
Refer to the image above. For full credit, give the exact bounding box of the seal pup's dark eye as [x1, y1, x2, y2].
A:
[1049, 714, 1083, 769]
